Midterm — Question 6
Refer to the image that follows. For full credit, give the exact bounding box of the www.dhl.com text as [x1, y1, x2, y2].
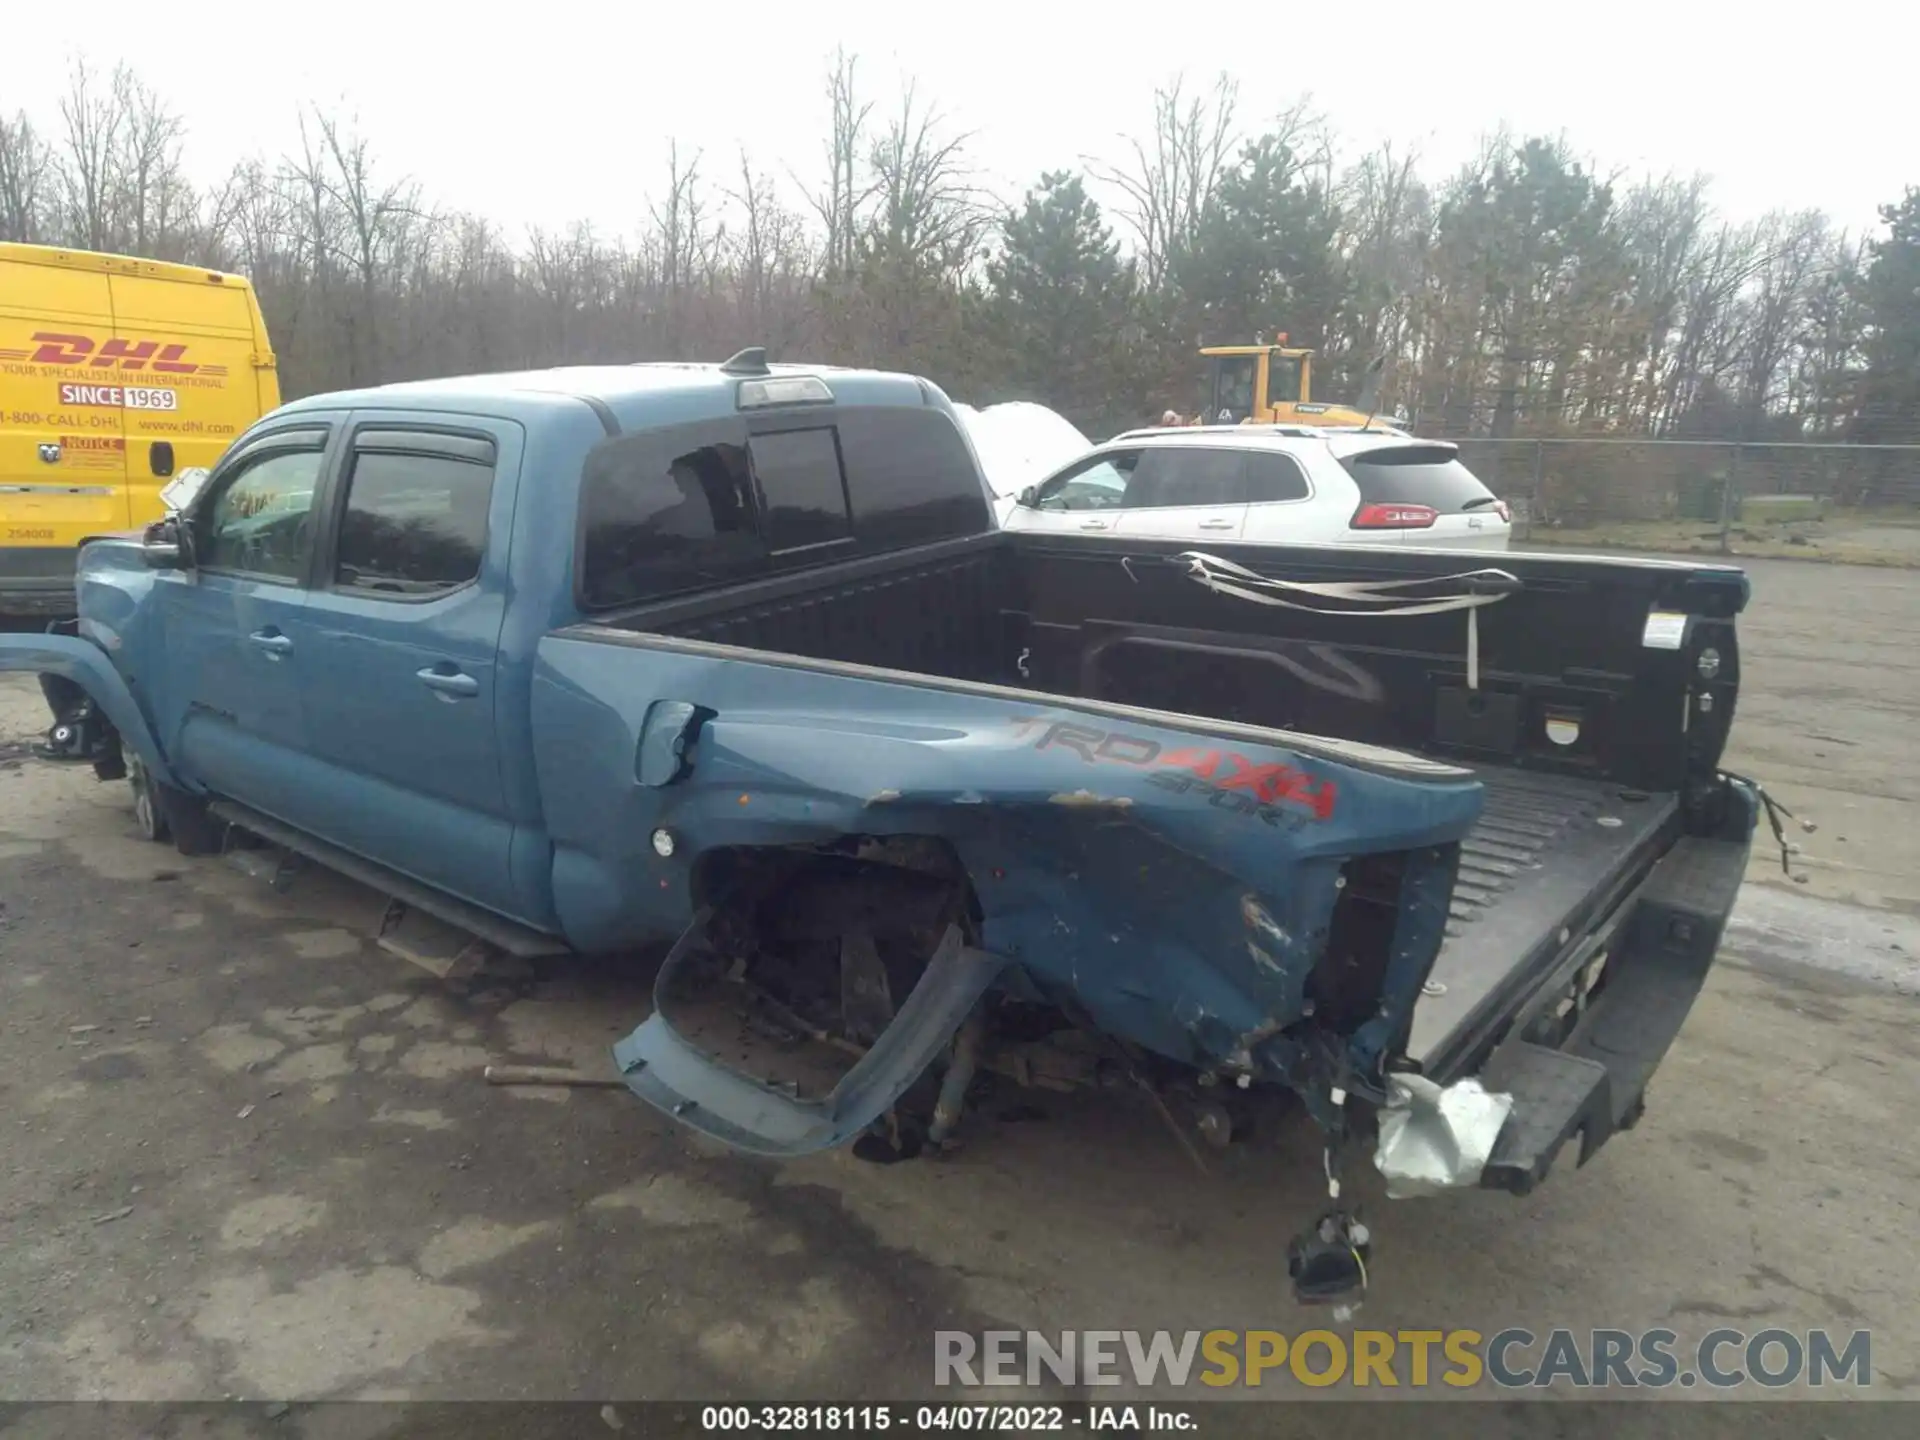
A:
[934, 1327, 1871, 1390]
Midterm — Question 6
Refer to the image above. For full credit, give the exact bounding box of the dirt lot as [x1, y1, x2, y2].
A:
[1, 554, 1918, 1416]
[1521, 511, 1920, 567]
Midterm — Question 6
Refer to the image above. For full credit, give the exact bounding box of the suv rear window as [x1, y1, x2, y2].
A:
[1340, 445, 1497, 514]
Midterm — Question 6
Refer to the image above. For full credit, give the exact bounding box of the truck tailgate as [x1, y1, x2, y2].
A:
[1409, 767, 1680, 1079]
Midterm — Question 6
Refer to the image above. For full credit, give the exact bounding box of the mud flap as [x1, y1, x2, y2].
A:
[612, 910, 1011, 1156]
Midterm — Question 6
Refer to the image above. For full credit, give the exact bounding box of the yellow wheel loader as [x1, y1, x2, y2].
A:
[1183, 335, 1394, 430]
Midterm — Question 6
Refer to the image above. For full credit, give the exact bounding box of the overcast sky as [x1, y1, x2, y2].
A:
[10, 0, 1914, 243]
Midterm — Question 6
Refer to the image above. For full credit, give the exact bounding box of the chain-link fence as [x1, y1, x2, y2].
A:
[1445, 438, 1920, 561]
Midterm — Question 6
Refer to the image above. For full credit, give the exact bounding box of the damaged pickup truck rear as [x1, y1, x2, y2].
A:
[2, 354, 1765, 1302]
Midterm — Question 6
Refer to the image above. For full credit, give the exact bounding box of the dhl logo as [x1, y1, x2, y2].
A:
[0, 332, 227, 377]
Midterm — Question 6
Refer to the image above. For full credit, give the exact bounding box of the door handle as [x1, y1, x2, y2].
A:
[1198, 518, 1236, 530]
[416, 666, 479, 699]
[1079, 519, 1111, 531]
[248, 630, 293, 657]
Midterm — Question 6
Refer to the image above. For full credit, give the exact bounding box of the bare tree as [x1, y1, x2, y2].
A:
[808, 48, 876, 280]
[866, 83, 985, 277]
[54, 60, 126, 251]
[0, 110, 51, 241]
[648, 141, 726, 350]
[727, 151, 815, 349]
[1733, 209, 1831, 429]
[1090, 73, 1239, 290]
[113, 67, 188, 256]
[286, 112, 428, 385]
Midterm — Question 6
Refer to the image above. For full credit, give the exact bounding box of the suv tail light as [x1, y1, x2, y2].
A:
[1351, 502, 1437, 530]
[1495, 500, 1511, 523]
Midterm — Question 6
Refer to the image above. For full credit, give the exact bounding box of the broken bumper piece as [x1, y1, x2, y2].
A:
[613, 911, 1011, 1157]
[1373, 1073, 1514, 1198]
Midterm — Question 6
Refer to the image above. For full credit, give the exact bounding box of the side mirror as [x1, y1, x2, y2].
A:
[141, 516, 187, 570]
[1016, 486, 1039, 508]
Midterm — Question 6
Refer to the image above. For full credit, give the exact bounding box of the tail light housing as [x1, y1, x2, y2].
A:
[1495, 500, 1511, 523]
[1351, 502, 1437, 530]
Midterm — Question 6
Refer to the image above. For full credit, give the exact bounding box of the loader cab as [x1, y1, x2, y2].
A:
[1200, 341, 1313, 424]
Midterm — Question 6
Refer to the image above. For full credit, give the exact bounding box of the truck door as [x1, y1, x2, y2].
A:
[284, 414, 522, 919]
[106, 272, 265, 535]
[1, 258, 123, 608]
[151, 420, 334, 827]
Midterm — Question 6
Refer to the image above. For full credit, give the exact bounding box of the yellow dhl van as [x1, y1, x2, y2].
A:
[1, 243, 280, 614]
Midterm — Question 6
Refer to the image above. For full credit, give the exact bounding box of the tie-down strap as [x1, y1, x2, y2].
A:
[1174, 550, 1523, 690]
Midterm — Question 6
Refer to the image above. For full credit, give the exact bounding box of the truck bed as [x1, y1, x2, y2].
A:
[590, 527, 1745, 1069]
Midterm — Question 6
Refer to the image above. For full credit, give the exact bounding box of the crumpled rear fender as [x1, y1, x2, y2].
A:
[614, 910, 1010, 1156]
[0, 633, 181, 792]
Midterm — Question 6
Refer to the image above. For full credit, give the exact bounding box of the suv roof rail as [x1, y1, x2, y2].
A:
[1109, 423, 1325, 442]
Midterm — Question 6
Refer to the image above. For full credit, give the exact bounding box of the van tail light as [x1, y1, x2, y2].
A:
[1351, 502, 1438, 530]
[1495, 500, 1511, 523]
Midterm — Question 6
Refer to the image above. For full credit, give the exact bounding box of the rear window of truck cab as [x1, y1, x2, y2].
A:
[577, 405, 988, 609]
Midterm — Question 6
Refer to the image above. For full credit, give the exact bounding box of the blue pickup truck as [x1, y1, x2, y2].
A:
[2, 351, 1762, 1301]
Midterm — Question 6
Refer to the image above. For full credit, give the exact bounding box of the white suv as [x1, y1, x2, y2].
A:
[1001, 426, 1512, 550]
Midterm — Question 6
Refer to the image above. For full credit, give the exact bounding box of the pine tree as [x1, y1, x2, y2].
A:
[1853, 188, 1920, 444]
[985, 171, 1143, 433]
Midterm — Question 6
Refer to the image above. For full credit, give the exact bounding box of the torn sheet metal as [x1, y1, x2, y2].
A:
[1374, 1072, 1514, 1198]
[538, 637, 1489, 1151]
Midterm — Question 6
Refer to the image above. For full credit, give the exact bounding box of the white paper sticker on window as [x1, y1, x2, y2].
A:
[1643, 610, 1688, 650]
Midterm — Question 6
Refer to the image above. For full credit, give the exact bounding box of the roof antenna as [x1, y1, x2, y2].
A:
[719, 346, 770, 376]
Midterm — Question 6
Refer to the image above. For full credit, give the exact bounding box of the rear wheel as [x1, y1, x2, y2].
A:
[126, 754, 169, 844]
[126, 755, 224, 856]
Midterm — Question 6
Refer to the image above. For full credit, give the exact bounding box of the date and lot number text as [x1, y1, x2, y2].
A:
[701, 1405, 1194, 1432]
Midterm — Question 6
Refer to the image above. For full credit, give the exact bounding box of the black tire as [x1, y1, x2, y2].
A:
[127, 756, 170, 844]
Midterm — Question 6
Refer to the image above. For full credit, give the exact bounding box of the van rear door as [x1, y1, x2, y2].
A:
[1, 255, 127, 562]
[107, 271, 264, 532]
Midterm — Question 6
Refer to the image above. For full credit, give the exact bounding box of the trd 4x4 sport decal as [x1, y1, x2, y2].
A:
[1012, 717, 1338, 822]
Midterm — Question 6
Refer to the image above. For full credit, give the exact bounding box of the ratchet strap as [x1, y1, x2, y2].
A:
[1175, 550, 1521, 691]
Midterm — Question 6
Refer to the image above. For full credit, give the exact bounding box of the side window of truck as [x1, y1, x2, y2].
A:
[332, 431, 496, 598]
[579, 429, 763, 608]
[748, 428, 851, 553]
[196, 433, 328, 583]
[831, 406, 993, 547]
